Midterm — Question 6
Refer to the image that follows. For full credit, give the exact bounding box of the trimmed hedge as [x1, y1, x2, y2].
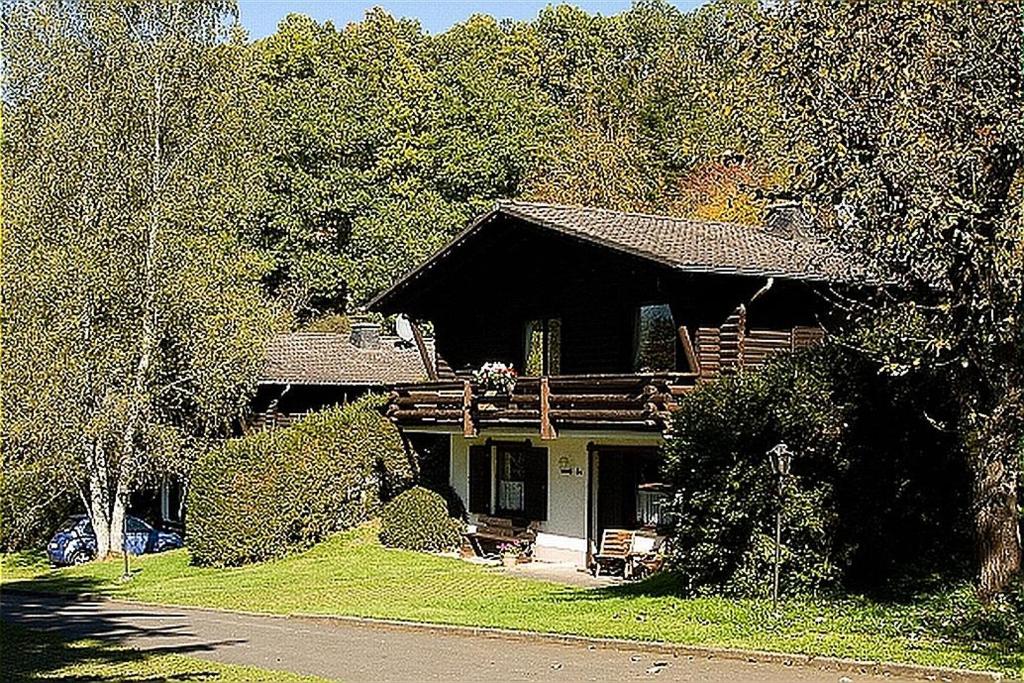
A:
[187, 396, 412, 566]
[379, 486, 463, 553]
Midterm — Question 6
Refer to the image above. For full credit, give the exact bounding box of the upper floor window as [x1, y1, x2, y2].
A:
[524, 318, 561, 375]
[634, 304, 676, 371]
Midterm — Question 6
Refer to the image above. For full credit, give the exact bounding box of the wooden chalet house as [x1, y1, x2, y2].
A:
[370, 201, 859, 566]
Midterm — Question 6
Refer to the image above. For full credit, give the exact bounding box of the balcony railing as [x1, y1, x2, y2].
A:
[387, 372, 698, 438]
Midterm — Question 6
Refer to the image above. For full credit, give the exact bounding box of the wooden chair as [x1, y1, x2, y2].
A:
[592, 529, 634, 577]
[626, 533, 667, 580]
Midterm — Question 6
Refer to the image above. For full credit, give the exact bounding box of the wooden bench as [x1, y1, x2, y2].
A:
[466, 516, 538, 558]
[592, 529, 634, 577]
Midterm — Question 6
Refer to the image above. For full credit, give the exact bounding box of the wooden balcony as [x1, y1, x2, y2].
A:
[387, 373, 698, 438]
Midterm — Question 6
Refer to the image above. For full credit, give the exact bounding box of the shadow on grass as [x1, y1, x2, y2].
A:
[560, 572, 1024, 676]
[2, 585, 247, 681]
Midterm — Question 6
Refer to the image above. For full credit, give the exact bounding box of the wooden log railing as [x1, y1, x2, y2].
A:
[387, 372, 698, 438]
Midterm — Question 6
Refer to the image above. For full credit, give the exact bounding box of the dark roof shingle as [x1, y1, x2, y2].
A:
[370, 201, 867, 311]
[498, 201, 860, 283]
[261, 333, 433, 386]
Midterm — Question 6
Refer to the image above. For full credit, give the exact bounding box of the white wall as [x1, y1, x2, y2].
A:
[447, 430, 663, 566]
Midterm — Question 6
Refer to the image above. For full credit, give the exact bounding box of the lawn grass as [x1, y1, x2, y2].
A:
[3, 523, 1021, 677]
[0, 621, 330, 682]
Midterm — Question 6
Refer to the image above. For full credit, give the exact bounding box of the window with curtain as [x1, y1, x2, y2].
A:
[524, 318, 561, 375]
[634, 304, 676, 371]
[496, 446, 526, 514]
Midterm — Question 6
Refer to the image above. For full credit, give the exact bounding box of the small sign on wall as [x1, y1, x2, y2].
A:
[558, 456, 573, 476]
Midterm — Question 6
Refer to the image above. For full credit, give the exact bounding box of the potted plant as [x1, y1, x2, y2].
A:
[472, 362, 517, 396]
[498, 541, 523, 568]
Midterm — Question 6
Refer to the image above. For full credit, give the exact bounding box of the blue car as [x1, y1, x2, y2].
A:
[47, 515, 183, 566]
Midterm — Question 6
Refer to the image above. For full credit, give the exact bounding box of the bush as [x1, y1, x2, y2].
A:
[187, 396, 412, 566]
[379, 486, 463, 553]
[0, 464, 75, 551]
[662, 343, 972, 597]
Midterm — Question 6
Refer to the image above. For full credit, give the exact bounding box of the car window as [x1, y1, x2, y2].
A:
[61, 517, 90, 532]
[126, 517, 150, 533]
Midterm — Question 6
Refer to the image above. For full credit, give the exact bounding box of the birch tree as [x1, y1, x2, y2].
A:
[2, 0, 275, 557]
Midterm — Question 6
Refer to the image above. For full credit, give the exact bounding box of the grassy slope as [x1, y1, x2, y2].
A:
[3, 524, 1020, 676]
[1, 622, 329, 682]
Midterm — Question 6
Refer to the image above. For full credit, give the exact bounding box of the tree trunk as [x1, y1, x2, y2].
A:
[110, 491, 127, 556]
[966, 387, 1023, 602]
[87, 444, 113, 559]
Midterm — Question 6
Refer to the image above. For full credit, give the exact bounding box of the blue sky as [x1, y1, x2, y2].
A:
[237, 1, 710, 38]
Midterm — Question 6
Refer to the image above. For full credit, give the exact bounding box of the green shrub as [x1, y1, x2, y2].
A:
[379, 486, 463, 553]
[187, 396, 412, 566]
[662, 343, 971, 597]
[0, 463, 75, 551]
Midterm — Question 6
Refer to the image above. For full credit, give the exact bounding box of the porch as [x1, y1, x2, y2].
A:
[447, 432, 668, 569]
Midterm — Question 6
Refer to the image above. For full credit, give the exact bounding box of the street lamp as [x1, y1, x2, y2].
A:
[766, 443, 794, 612]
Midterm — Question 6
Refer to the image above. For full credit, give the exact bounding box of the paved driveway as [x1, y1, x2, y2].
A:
[0, 591, 944, 682]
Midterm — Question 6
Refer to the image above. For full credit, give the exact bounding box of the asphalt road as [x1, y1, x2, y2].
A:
[0, 591, 937, 682]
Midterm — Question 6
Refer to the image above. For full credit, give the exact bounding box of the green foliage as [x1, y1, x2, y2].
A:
[0, 466, 74, 552]
[763, 0, 1023, 594]
[252, 1, 785, 315]
[303, 314, 351, 334]
[187, 398, 412, 566]
[663, 344, 972, 597]
[663, 347, 849, 596]
[255, 10, 556, 316]
[379, 486, 463, 553]
[2, 0, 277, 555]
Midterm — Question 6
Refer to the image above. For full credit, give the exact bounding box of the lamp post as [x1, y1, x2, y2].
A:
[766, 443, 793, 613]
[122, 530, 131, 582]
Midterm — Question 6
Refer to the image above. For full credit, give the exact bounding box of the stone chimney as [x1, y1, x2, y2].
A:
[764, 201, 816, 241]
[350, 321, 381, 349]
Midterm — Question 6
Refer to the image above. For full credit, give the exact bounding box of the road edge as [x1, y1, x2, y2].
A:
[1, 587, 1005, 683]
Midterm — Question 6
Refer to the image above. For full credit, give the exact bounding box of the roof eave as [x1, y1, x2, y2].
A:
[367, 205, 504, 312]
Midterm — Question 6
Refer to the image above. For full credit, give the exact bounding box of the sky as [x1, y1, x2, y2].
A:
[237, 0, 710, 38]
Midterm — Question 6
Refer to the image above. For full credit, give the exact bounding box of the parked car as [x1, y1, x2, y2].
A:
[47, 515, 183, 566]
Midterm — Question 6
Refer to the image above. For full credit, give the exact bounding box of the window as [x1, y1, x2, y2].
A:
[161, 478, 184, 523]
[634, 304, 676, 371]
[468, 444, 548, 521]
[524, 318, 561, 375]
[496, 446, 526, 514]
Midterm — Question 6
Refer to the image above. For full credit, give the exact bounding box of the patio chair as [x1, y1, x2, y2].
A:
[625, 533, 667, 580]
[592, 529, 634, 577]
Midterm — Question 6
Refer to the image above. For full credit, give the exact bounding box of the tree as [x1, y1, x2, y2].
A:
[766, 0, 1024, 599]
[2, 0, 276, 557]
[256, 10, 556, 316]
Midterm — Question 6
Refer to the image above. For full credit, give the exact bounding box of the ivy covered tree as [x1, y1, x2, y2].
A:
[1, 0, 276, 556]
[766, 0, 1023, 599]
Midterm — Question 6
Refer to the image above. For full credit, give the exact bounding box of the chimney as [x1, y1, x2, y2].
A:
[350, 322, 381, 349]
[764, 201, 815, 241]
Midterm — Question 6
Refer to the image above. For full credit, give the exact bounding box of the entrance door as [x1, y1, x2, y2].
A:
[593, 447, 665, 541]
[596, 450, 639, 538]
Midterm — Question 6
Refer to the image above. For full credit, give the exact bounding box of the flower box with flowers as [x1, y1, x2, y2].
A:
[472, 362, 517, 396]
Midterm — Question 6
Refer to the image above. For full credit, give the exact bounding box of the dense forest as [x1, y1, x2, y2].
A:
[2, 0, 1021, 598]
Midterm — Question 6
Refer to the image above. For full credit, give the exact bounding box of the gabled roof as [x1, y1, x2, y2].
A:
[369, 201, 865, 311]
[260, 333, 434, 386]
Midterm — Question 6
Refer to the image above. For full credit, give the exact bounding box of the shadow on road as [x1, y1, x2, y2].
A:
[1, 589, 247, 681]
